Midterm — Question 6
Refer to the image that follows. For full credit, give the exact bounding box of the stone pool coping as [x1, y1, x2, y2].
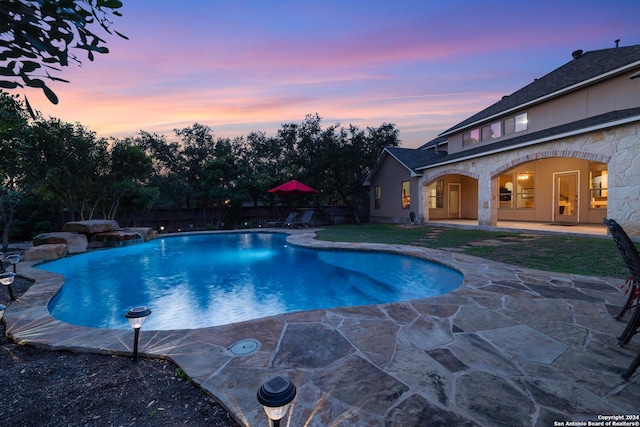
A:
[4, 229, 640, 426]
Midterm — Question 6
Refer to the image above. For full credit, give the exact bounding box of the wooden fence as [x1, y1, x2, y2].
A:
[115, 205, 367, 232]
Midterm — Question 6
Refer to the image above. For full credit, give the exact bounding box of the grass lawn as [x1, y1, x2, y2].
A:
[316, 224, 632, 279]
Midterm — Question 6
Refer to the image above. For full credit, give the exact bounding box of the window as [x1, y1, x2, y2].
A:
[465, 114, 525, 146]
[482, 121, 502, 140]
[463, 128, 480, 146]
[428, 179, 444, 209]
[504, 117, 515, 135]
[589, 163, 608, 209]
[505, 113, 528, 135]
[516, 172, 535, 208]
[401, 181, 411, 208]
[515, 113, 528, 132]
[374, 186, 381, 209]
[498, 175, 513, 209]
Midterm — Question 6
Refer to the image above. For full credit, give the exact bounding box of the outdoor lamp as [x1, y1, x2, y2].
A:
[0, 272, 16, 300]
[0, 303, 6, 320]
[125, 306, 152, 362]
[5, 255, 20, 273]
[257, 376, 297, 427]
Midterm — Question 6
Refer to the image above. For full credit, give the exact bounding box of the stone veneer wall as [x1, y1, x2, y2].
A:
[420, 121, 640, 235]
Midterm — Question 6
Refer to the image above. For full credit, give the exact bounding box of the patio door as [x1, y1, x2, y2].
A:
[448, 183, 461, 218]
[554, 172, 579, 224]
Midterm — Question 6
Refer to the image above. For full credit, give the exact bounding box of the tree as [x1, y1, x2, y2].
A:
[100, 139, 156, 221]
[279, 114, 400, 223]
[0, 91, 30, 249]
[133, 131, 188, 208]
[237, 130, 292, 221]
[0, 0, 127, 106]
[24, 117, 108, 221]
[322, 124, 400, 223]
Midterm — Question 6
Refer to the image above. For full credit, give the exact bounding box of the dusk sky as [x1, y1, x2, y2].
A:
[26, 0, 640, 148]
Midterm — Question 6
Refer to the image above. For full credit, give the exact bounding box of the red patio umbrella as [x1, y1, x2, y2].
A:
[268, 179, 319, 195]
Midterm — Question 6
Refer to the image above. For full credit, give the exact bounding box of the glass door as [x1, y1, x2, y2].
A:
[448, 183, 460, 218]
[555, 172, 578, 223]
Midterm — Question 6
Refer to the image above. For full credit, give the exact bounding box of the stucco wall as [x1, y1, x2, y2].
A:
[368, 155, 420, 223]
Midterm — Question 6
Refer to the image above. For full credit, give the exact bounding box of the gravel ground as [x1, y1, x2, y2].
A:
[0, 257, 241, 427]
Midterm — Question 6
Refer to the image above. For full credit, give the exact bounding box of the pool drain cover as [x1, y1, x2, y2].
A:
[229, 339, 260, 355]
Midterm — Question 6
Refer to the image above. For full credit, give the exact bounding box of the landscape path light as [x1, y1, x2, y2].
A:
[5, 255, 20, 273]
[257, 376, 297, 427]
[125, 306, 152, 362]
[0, 272, 16, 300]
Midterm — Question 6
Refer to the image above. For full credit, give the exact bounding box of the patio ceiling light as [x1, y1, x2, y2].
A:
[125, 306, 152, 362]
[0, 272, 16, 300]
[257, 376, 297, 427]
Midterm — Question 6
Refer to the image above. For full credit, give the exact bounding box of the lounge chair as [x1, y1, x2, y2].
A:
[266, 212, 298, 228]
[290, 209, 314, 228]
[603, 219, 640, 319]
[603, 218, 640, 347]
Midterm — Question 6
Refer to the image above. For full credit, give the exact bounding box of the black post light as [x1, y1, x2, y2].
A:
[257, 376, 297, 427]
[0, 272, 16, 300]
[125, 306, 152, 362]
[5, 255, 20, 274]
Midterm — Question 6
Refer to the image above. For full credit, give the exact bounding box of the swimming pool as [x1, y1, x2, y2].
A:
[42, 233, 463, 330]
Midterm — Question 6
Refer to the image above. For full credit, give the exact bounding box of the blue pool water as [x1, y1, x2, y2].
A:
[43, 233, 463, 330]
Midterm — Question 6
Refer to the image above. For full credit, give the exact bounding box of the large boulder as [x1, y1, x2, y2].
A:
[94, 230, 146, 247]
[33, 232, 88, 254]
[123, 227, 157, 242]
[24, 243, 68, 261]
[62, 220, 119, 234]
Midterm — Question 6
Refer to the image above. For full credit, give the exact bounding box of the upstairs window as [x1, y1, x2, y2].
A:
[464, 113, 526, 146]
[504, 117, 515, 135]
[462, 128, 480, 146]
[482, 121, 502, 140]
[515, 113, 528, 132]
[401, 181, 411, 208]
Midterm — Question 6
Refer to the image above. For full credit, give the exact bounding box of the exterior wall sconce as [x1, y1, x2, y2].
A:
[0, 272, 16, 300]
[5, 255, 20, 273]
[257, 376, 297, 427]
[125, 306, 152, 362]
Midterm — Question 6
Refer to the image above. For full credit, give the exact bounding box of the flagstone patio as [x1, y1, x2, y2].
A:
[3, 229, 639, 426]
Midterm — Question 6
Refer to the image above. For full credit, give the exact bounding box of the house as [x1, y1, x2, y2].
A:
[366, 42, 640, 235]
